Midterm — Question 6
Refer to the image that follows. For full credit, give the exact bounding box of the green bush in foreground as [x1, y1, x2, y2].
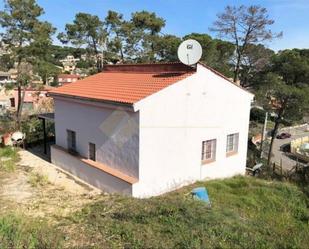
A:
[73, 176, 309, 249]
[0, 214, 63, 249]
[0, 147, 20, 172]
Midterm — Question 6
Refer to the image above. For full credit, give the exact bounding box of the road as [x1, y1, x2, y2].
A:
[271, 125, 309, 170]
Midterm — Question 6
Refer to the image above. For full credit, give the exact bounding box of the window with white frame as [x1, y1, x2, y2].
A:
[226, 133, 239, 155]
[201, 139, 217, 163]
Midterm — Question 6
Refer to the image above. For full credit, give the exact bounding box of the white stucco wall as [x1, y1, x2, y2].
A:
[53, 97, 139, 178]
[132, 64, 253, 197]
[51, 145, 132, 195]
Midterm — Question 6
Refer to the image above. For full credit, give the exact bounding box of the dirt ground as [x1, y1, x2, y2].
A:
[0, 149, 102, 222]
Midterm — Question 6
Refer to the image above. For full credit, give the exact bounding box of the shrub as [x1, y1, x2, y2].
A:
[21, 117, 54, 145]
[0, 147, 20, 172]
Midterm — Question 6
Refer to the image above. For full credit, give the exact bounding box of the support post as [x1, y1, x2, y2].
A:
[260, 112, 268, 158]
[42, 118, 47, 155]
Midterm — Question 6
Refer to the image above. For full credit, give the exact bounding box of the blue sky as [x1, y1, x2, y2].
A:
[1, 0, 309, 51]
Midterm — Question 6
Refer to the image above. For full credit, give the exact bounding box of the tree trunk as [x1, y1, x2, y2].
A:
[233, 53, 241, 83]
[116, 33, 124, 62]
[92, 39, 102, 72]
[119, 46, 124, 62]
[16, 85, 25, 130]
[267, 118, 281, 166]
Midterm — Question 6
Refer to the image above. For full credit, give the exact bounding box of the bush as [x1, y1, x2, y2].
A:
[250, 107, 266, 123]
[21, 117, 54, 145]
[0, 147, 20, 172]
[0, 214, 63, 249]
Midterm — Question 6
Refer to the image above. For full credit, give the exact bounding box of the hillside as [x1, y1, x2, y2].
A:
[70, 177, 309, 249]
[0, 148, 308, 249]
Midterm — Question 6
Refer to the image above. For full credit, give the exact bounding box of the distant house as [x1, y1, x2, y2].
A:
[0, 96, 11, 112]
[59, 55, 80, 73]
[13, 87, 53, 111]
[0, 71, 14, 88]
[57, 74, 80, 86]
[49, 62, 254, 197]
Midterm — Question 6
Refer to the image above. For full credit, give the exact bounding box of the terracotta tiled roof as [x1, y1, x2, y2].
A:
[49, 63, 195, 105]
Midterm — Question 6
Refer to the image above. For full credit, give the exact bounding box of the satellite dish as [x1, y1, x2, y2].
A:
[177, 39, 202, 66]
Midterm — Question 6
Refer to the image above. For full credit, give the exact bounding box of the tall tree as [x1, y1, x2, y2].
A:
[183, 33, 235, 77]
[105, 10, 126, 63]
[34, 61, 61, 85]
[183, 33, 218, 65]
[58, 13, 106, 72]
[240, 44, 274, 87]
[131, 11, 165, 62]
[155, 35, 181, 62]
[210, 5, 282, 84]
[0, 0, 55, 128]
[257, 50, 309, 166]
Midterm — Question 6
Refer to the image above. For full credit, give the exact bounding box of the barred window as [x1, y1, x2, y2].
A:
[89, 143, 96, 161]
[202, 139, 217, 163]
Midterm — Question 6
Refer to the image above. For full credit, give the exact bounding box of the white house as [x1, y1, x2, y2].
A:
[49, 62, 253, 198]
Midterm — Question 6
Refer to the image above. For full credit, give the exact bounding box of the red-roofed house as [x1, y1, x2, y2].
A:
[49, 62, 253, 197]
[13, 87, 53, 111]
[57, 74, 80, 86]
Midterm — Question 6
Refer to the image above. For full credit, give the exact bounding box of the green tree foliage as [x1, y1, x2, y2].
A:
[131, 11, 166, 62]
[0, 0, 55, 128]
[271, 49, 309, 86]
[105, 10, 127, 63]
[0, 53, 13, 71]
[34, 60, 61, 85]
[58, 13, 106, 72]
[240, 44, 274, 87]
[49, 45, 88, 65]
[155, 35, 182, 62]
[183, 33, 235, 77]
[256, 50, 309, 165]
[210, 5, 282, 84]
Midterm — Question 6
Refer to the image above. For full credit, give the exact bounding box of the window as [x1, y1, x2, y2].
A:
[201, 139, 217, 164]
[226, 133, 239, 156]
[67, 130, 76, 151]
[89, 143, 96, 161]
[23, 102, 33, 110]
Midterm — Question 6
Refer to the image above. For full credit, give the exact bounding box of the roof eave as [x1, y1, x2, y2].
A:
[48, 92, 134, 109]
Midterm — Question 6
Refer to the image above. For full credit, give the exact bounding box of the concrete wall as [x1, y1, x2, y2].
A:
[54, 97, 139, 178]
[133, 64, 253, 197]
[51, 145, 132, 194]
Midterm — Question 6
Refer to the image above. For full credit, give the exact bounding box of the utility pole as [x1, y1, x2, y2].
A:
[260, 112, 268, 158]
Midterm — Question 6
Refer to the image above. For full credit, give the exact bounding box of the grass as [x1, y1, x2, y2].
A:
[28, 172, 49, 187]
[68, 176, 309, 249]
[0, 214, 63, 249]
[0, 146, 20, 172]
[1, 159, 308, 249]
